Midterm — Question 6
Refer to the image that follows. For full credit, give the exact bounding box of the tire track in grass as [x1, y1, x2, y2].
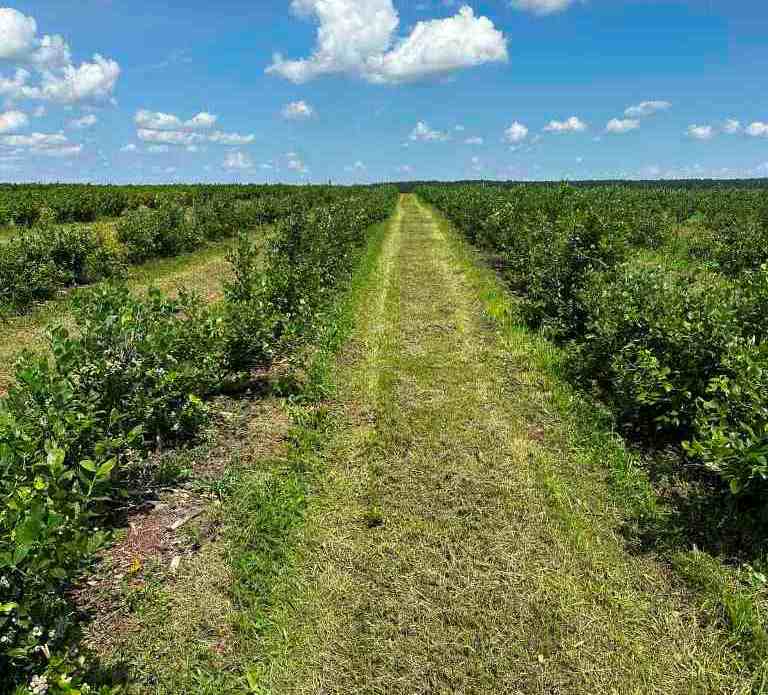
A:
[257, 195, 753, 694]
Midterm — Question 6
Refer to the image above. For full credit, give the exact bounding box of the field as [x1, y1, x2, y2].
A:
[1, 182, 767, 694]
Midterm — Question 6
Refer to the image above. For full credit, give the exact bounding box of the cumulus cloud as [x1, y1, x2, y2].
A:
[503, 121, 528, 143]
[38, 55, 120, 104]
[0, 132, 67, 147]
[410, 121, 450, 141]
[287, 153, 309, 174]
[0, 110, 28, 133]
[208, 131, 255, 145]
[510, 0, 576, 15]
[281, 100, 315, 119]
[37, 144, 81, 157]
[687, 124, 714, 140]
[606, 118, 639, 134]
[267, 1, 507, 84]
[0, 129, 81, 156]
[136, 119, 254, 146]
[544, 116, 587, 133]
[724, 119, 742, 134]
[0, 10, 120, 105]
[68, 113, 97, 129]
[223, 151, 254, 169]
[746, 122, 768, 137]
[0, 8, 38, 61]
[137, 128, 204, 146]
[624, 100, 671, 118]
[134, 110, 218, 130]
[464, 136, 484, 145]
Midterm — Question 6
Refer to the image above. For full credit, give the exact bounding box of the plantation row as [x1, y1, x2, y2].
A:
[418, 184, 768, 498]
[0, 186, 353, 315]
[0, 186, 398, 694]
[0, 183, 309, 228]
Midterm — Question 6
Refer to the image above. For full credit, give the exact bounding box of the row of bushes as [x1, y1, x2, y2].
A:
[418, 184, 768, 498]
[0, 225, 124, 314]
[0, 189, 316, 315]
[0, 183, 356, 229]
[0, 185, 398, 693]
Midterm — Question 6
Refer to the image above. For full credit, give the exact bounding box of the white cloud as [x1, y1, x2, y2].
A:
[287, 153, 309, 174]
[746, 122, 768, 137]
[686, 124, 715, 140]
[624, 100, 671, 118]
[37, 144, 81, 157]
[68, 113, 97, 129]
[0, 9, 38, 61]
[267, 1, 507, 84]
[37, 54, 120, 104]
[134, 110, 218, 130]
[464, 136, 484, 145]
[120, 143, 137, 152]
[0, 110, 28, 134]
[186, 112, 217, 129]
[606, 118, 639, 134]
[0, 130, 81, 157]
[724, 119, 742, 134]
[544, 116, 587, 133]
[510, 0, 576, 15]
[208, 131, 255, 145]
[503, 121, 528, 143]
[137, 128, 204, 146]
[147, 144, 170, 154]
[281, 100, 315, 119]
[410, 121, 450, 141]
[223, 151, 254, 169]
[0, 132, 67, 147]
[0, 28, 120, 103]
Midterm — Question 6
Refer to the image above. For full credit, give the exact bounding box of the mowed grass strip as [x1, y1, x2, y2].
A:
[255, 195, 753, 694]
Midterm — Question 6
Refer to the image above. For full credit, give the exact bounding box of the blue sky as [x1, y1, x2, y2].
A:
[0, 0, 766, 183]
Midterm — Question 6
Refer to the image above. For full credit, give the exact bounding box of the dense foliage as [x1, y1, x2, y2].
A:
[0, 185, 357, 316]
[0, 185, 397, 694]
[418, 183, 768, 497]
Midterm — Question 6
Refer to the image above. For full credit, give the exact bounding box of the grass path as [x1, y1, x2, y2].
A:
[256, 195, 752, 693]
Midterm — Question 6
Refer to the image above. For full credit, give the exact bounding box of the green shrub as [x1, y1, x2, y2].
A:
[116, 203, 199, 262]
[0, 282, 232, 692]
[0, 226, 123, 313]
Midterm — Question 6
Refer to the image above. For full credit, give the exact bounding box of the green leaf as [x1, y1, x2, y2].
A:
[97, 458, 117, 479]
[0, 602, 18, 614]
[79, 459, 98, 473]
